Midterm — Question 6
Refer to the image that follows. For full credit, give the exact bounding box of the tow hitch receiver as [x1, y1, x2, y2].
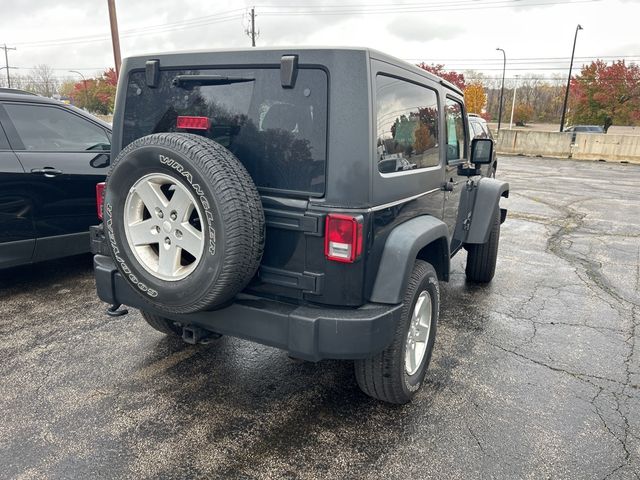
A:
[181, 325, 220, 344]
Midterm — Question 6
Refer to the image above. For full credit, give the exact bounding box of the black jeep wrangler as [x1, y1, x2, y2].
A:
[91, 47, 508, 404]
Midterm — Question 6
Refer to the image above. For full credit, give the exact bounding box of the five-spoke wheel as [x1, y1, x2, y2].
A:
[124, 173, 204, 281]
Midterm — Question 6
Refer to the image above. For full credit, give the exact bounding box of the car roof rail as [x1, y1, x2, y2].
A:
[0, 87, 38, 96]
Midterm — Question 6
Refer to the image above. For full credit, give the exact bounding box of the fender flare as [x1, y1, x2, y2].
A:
[370, 216, 449, 305]
[465, 178, 509, 244]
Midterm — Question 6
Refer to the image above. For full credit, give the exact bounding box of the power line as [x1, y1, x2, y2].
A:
[259, 0, 599, 15]
[13, 9, 245, 48]
[407, 55, 640, 64]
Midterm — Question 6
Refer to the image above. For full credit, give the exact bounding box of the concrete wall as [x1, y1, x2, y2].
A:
[496, 130, 640, 164]
[572, 133, 640, 163]
[497, 130, 573, 158]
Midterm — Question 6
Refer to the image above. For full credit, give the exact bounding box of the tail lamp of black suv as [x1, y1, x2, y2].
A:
[324, 214, 363, 263]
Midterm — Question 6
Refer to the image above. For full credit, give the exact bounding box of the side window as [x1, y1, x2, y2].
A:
[445, 98, 466, 163]
[0, 122, 9, 150]
[376, 75, 439, 174]
[3, 103, 110, 152]
[481, 122, 494, 139]
[470, 121, 484, 137]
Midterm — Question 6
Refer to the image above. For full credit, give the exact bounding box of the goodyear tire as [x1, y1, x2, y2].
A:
[465, 207, 500, 283]
[354, 260, 439, 404]
[103, 133, 264, 313]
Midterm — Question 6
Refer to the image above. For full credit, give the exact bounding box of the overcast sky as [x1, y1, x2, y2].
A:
[1, 0, 639, 83]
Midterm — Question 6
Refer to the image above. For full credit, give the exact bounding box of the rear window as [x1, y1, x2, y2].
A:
[122, 67, 328, 195]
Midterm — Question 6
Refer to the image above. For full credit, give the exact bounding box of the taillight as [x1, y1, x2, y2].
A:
[176, 115, 210, 130]
[96, 182, 105, 220]
[325, 214, 363, 263]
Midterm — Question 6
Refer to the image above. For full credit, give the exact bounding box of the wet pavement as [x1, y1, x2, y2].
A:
[0, 156, 638, 479]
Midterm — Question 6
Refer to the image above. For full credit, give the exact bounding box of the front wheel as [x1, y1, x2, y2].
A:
[465, 207, 500, 283]
[354, 260, 439, 404]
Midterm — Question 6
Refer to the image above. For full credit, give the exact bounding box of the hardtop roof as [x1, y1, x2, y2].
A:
[123, 46, 463, 95]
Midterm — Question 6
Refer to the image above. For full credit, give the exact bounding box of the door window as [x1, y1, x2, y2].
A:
[445, 98, 466, 163]
[0, 123, 9, 150]
[470, 121, 484, 138]
[4, 103, 110, 152]
[376, 75, 440, 173]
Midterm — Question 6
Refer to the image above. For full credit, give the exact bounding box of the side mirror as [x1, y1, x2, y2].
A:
[471, 138, 493, 164]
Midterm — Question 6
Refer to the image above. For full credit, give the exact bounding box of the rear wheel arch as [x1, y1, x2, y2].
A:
[369, 216, 449, 305]
[416, 237, 449, 282]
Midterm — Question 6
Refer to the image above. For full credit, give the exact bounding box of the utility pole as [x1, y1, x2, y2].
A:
[251, 8, 256, 47]
[2, 44, 17, 88]
[509, 75, 519, 129]
[496, 48, 506, 135]
[559, 24, 583, 132]
[245, 7, 258, 47]
[107, 0, 122, 80]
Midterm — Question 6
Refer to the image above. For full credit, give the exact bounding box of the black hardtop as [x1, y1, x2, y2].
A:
[113, 47, 462, 208]
[119, 46, 462, 94]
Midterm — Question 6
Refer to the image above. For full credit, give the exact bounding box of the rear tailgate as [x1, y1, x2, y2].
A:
[120, 65, 367, 305]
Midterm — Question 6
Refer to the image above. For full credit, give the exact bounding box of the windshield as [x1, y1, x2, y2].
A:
[122, 67, 328, 195]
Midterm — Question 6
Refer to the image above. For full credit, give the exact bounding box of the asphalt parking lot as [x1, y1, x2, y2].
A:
[1, 155, 638, 479]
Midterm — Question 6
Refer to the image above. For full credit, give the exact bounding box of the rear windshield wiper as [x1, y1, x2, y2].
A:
[172, 75, 255, 88]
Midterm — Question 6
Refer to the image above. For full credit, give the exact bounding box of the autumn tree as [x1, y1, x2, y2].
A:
[464, 82, 486, 114]
[70, 68, 118, 114]
[569, 60, 640, 131]
[513, 104, 534, 126]
[416, 63, 466, 90]
[59, 80, 76, 100]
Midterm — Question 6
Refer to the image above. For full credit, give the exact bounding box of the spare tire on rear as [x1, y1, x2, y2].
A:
[103, 133, 264, 313]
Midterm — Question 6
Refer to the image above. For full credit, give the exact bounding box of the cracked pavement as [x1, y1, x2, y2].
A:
[0, 156, 639, 479]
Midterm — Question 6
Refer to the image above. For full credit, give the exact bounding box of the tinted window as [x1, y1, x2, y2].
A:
[376, 75, 439, 174]
[0, 122, 9, 149]
[4, 104, 110, 152]
[445, 98, 466, 162]
[482, 123, 494, 139]
[123, 68, 328, 195]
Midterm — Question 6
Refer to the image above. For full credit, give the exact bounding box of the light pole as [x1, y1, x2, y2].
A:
[496, 48, 506, 134]
[69, 70, 88, 107]
[559, 24, 583, 132]
[509, 75, 519, 129]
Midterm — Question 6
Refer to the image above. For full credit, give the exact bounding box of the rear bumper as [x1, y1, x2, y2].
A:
[93, 254, 401, 362]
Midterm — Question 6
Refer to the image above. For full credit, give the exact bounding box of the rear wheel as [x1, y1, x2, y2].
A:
[354, 260, 439, 404]
[465, 207, 500, 282]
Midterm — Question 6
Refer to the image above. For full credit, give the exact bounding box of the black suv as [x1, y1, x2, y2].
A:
[92, 48, 509, 404]
[0, 90, 111, 268]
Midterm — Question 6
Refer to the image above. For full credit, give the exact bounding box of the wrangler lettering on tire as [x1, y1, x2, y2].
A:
[103, 133, 265, 314]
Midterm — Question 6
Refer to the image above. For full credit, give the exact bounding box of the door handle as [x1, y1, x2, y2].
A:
[442, 181, 455, 192]
[31, 167, 63, 177]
